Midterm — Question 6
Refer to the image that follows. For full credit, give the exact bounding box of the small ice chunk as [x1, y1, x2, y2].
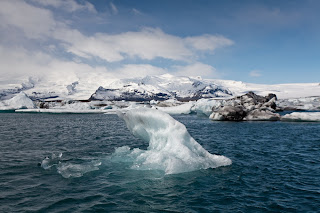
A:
[281, 112, 320, 122]
[209, 112, 225, 121]
[39, 152, 101, 178]
[156, 102, 194, 115]
[40, 157, 51, 170]
[57, 161, 101, 178]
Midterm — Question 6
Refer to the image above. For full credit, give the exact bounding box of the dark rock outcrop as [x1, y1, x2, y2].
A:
[210, 92, 280, 121]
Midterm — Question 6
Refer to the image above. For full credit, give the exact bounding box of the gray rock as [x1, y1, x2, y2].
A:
[214, 105, 246, 121]
[210, 92, 280, 121]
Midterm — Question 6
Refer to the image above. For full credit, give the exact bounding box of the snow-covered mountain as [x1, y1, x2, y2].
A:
[1, 74, 319, 103]
[90, 74, 232, 101]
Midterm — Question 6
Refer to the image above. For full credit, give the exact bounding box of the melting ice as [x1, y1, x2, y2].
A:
[40, 153, 101, 178]
[113, 108, 231, 174]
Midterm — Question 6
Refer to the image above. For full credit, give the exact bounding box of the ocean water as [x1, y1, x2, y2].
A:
[0, 113, 319, 212]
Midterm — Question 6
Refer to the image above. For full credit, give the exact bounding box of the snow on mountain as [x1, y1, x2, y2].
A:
[214, 80, 320, 99]
[0, 77, 114, 101]
[90, 74, 233, 101]
[0, 78, 35, 101]
[0, 74, 319, 106]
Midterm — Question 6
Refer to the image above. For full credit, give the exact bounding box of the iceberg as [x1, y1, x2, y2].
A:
[155, 102, 194, 115]
[114, 108, 231, 174]
[244, 109, 280, 121]
[0, 92, 35, 110]
[191, 98, 223, 116]
[277, 97, 320, 111]
[281, 112, 320, 122]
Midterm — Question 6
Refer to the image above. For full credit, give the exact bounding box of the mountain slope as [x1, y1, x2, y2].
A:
[90, 74, 233, 101]
[1, 74, 319, 102]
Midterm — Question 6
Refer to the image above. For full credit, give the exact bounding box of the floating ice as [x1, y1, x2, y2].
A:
[281, 112, 320, 122]
[57, 161, 101, 178]
[244, 109, 280, 121]
[192, 99, 223, 116]
[277, 97, 320, 111]
[114, 108, 231, 174]
[0, 92, 34, 110]
[39, 153, 101, 178]
[40, 153, 63, 170]
[155, 102, 194, 115]
[154, 99, 224, 116]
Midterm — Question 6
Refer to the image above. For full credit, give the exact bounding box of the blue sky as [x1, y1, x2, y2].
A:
[0, 0, 319, 85]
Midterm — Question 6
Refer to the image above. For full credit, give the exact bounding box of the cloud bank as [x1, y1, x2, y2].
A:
[0, 0, 234, 88]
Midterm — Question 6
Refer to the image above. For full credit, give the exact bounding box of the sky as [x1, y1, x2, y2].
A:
[0, 0, 320, 87]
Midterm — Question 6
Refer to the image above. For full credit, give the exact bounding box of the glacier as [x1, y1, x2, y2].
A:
[113, 108, 232, 174]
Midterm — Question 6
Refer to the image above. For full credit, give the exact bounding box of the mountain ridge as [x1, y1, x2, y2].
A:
[1, 74, 319, 102]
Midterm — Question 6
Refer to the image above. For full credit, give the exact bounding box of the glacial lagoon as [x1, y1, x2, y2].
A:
[0, 112, 319, 212]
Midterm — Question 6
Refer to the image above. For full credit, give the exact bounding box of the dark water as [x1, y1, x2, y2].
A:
[0, 113, 319, 212]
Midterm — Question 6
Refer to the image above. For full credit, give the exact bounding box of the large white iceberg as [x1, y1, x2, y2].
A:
[0, 92, 35, 110]
[281, 112, 320, 122]
[113, 108, 231, 174]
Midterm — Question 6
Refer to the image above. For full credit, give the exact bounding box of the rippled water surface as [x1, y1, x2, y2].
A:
[0, 113, 319, 212]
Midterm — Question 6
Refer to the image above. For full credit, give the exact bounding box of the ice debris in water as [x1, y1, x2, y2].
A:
[57, 161, 101, 178]
[40, 153, 62, 169]
[114, 108, 231, 174]
[39, 153, 101, 178]
[281, 112, 320, 122]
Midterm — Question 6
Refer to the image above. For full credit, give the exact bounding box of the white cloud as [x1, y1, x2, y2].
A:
[132, 8, 142, 15]
[0, 0, 233, 87]
[115, 64, 166, 78]
[51, 27, 193, 62]
[0, 45, 164, 86]
[110, 2, 118, 14]
[0, 0, 234, 63]
[0, 45, 111, 85]
[173, 63, 219, 78]
[29, 0, 97, 13]
[0, 0, 57, 39]
[185, 34, 234, 51]
[249, 70, 262, 77]
[53, 28, 234, 63]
